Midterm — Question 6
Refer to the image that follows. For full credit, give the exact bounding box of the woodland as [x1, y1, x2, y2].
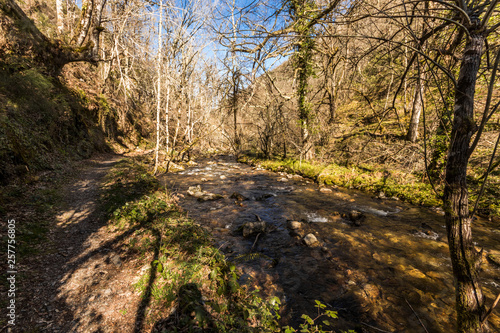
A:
[0, 0, 500, 332]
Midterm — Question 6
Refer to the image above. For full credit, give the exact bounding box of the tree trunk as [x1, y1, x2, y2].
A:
[296, 35, 314, 160]
[444, 32, 489, 333]
[291, 0, 315, 161]
[56, 0, 64, 34]
[165, 84, 170, 152]
[153, 0, 162, 175]
[0, 0, 105, 74]
[233, 94, 239, 147]
[232, 70, 240, 149]
[75, 0, 94, 46]
[406, 72, 424, 142]
[90, 0, 107, 60]
[328, 90, 335, 124]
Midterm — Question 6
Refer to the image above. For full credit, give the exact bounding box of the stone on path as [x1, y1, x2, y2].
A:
[110, 254, 122, 267]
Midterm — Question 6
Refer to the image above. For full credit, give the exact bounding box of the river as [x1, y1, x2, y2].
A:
[161, 155, 500, 332]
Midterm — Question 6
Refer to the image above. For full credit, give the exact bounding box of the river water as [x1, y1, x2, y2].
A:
[161, 155, 500, 332]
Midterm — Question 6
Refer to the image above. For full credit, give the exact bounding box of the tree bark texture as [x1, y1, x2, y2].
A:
[0, 0, 106, 74]
[76, 0, 94, 46]
[153, 0, 162, 175]
[90, 0, 107, 60]
[56, 0, 64, 34]
[406, 72, 424, 142]
[232, 70, 240, 148]
[444, 32, 489, 333]
[296, 37, 314, 160]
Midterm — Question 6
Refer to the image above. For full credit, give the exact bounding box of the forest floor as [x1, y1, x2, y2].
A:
[10, 153, 150, 332]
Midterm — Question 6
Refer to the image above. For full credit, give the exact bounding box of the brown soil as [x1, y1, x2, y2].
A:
[13, 154, 150, 333]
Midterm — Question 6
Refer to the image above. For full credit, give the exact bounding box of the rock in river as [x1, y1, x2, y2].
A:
[287, 221, 302, 230]
[230, 192, 247, 201]
[303, 233, 318, 247]
[348, 210, 365, 226]
[242, 221, 267, 237]
[187, 185, 223, 201]
[319, 187, 332, 193]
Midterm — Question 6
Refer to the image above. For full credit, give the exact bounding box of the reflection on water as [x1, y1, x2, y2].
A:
[162, 155, 500, 332]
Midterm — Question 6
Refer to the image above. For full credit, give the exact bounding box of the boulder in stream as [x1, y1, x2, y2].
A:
[242, 221, 267, 237]
[319, 187, 332, 193]
[287, 220, 302, 230]
[303, 233, 318, 247]
[187, 185, 223, 202]
[169, 162, 185, 172]
[287, 220, 306, 237]
[255, 193, 276, 201]
[347, 210, 365, 226]
[230, 192, 247, 201]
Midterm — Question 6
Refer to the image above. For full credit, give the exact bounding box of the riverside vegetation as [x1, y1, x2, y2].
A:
[238, 154, 500, 217]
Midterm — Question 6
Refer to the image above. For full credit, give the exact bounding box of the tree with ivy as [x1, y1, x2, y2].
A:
[289, 0, 316, 160]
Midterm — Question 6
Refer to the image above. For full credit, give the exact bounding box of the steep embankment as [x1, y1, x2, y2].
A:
[0, 63, 111, 183]
[0, 1, 150, 185]
[0, 2, 110, 184]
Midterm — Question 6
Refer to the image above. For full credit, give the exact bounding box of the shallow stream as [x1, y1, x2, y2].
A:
[161, 155, 500, 332]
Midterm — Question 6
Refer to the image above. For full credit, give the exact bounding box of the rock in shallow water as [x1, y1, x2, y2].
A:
[287, 221, 302, 230]
[187, 185, 223, 201]
[319, 187, 332, 193]
[230, 192, 247, 201]
[347, 210, 365, 226]
[303, 233, 318, 246]
[242, 221, 267, 237]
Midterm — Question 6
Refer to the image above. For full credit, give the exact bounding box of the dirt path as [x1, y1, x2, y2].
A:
[15, 154, 146, 333]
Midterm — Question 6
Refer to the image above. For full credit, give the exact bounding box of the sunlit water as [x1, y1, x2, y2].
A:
[162, 155, 500, 332]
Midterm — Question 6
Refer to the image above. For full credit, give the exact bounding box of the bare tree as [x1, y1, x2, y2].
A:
[0, 0, 109, 73]
[406, 68, 424, 142]
[330, 0, 500, 330]
[56, 0, 64, 34]
[154, 0, 163, 175]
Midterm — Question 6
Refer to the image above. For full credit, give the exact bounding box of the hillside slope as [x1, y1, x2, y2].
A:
[0, 1, 147, 185]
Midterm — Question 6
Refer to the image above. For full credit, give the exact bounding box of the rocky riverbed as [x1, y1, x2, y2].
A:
[161, 155, 500, 332]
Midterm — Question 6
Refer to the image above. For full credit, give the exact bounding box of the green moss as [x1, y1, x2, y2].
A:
[240, 155, 442, 207]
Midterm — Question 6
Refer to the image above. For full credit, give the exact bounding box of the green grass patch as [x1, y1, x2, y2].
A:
[240, 153, 500, 216]
[239, 155, 442, 207]
[467, 167, 500, 217]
